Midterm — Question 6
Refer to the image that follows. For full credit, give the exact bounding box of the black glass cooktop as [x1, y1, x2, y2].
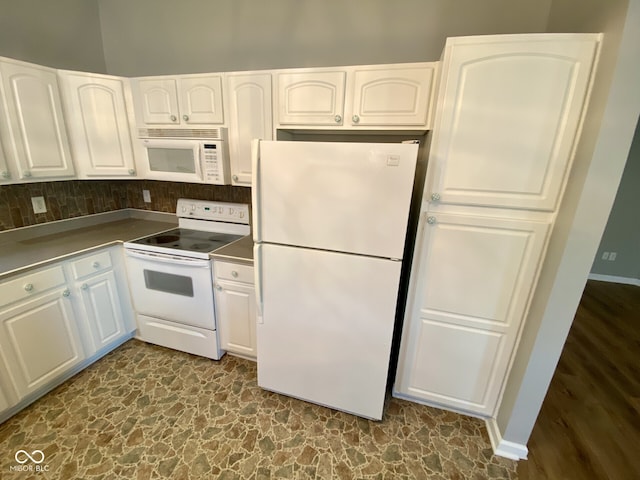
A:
[130, 228, 243, 254]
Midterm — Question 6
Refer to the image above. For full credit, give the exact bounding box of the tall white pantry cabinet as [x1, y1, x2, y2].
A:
[394, 34, 601, 417]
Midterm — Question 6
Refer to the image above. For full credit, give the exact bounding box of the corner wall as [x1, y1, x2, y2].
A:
[0, 0, 106, 73]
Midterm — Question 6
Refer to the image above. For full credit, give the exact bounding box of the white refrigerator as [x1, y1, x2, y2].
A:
[252, 140, 419, 420]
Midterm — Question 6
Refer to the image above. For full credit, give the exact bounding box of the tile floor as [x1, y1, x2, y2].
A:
[0, 340, 517, 479]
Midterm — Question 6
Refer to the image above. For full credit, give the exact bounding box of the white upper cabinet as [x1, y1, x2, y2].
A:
[276, 63, 437, 129]
[132, 74, 224, 127]
[277, 70, 346, 126]
[0, 136, 8, 182]
[349, 64, 437, 127]
[426, 34, 599, 211]
[0, 58, 75, 180]
[225, 72, 273, 186]
[59, 71, 138, 178]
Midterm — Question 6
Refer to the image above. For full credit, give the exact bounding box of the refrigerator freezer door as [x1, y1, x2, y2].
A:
[256, 243, 401, 420]
[254, 141, 418, 259]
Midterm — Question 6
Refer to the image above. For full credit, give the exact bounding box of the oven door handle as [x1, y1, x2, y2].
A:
[125, 249, 211, 268]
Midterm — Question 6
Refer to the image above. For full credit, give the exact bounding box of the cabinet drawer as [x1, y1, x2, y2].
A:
[70, 251, 113, 279]
[214, 262, 254, 284]
[0, 266, 66, 308]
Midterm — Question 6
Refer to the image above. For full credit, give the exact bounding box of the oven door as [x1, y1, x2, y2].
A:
[124, 249, 215, 330]
[140, 138, 203, 183]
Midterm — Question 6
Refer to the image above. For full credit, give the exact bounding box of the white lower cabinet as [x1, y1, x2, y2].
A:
[0, 284, 85, 399]
[0, 247, 134, 421]
[395, 212, 550, 416]
[69, 248, 133, 356]
[214, 261, 257, 360]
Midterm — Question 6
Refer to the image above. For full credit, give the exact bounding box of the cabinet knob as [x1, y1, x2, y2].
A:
[62, 289, 71, 297]
[216, 285, 222, 291]
[24, 283, 34, 292]
[352, 115, 360, 124]
[183, 115, 189, 122]
[431, 193, 441, 202]
[427, 216, 437, 225]
[170, 115, 177, 122]
[23, 171, 32, 178]
[128, 169, 136, 175]
[1, 171, 9, 179]
[92, 261, 100, 269]
[231, 271, 238, 278]
[334, 115, 342, 124]
[232, 175, 238, 182]
[81, 283, 89, 290]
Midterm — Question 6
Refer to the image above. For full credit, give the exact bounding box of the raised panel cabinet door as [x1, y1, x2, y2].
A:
[277, 71, 346, 125]
[60, 73, 137, 177]
[226, 73, 272, 186]
[395, 212, 550, 416]
[136, 78, 180, 125]
[427, 34, 599, 211]
[216, 280, 257, 358]
[77, 270, 127, 354]
[0, 288, 85, 399]
[0, 384, 9, 412]
[350, 64, 436, 127]
[0, 61, 75, 180]
[0, 136, 9, 182]
[178, 75, 224, 124]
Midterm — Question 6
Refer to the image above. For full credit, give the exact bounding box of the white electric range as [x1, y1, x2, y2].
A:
[123, 199, 250, 359]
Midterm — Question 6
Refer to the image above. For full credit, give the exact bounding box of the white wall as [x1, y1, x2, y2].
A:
[97, 0, 552, 76]
[495, 0, 640, 448]
[0, 0, 106, 72]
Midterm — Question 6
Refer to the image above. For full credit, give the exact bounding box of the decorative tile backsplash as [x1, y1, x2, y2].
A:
[0, 180, 251, 231]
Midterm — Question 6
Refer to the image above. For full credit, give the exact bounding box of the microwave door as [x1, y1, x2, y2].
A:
[143, 139, 203, 183]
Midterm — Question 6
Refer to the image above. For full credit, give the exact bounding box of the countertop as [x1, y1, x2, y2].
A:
[210, 234, 254, 265]
[0, 210, 178, 279]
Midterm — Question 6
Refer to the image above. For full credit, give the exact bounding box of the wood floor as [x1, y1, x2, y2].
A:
[518, 280, 640, 480]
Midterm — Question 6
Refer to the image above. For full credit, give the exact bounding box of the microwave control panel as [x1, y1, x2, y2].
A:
[201, 142, 230, 185]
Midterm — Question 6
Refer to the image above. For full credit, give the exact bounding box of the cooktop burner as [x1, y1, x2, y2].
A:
[129, 228, 243, 255]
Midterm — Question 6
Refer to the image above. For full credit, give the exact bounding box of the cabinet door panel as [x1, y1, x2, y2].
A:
[79, 271, 126, 353]
[428, 36, 598, 210]
[136, 79, 179, 125]
[216, 281, 256, 358]
[61, 73, 136, 177]
[408, 320, 505, 410]
[0, 135, 9, 181]
[0, 61, 74, 179]
[278, 71, 345, 125]
[226, 73, 272, 186]
[179, 76, 224, 124]
[351, 65, 435, 126]
[0, 289, 84, 398]
[395, 212, 550, 416]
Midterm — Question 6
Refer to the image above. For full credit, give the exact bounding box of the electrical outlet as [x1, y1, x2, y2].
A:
[609, 252, 617, 261]
[31, 196, 47, 214]
[602, 251, 609, 260]
[143, 190, 151, 203]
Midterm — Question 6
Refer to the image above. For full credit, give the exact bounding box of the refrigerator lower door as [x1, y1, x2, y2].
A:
[256, 243, 401, 420]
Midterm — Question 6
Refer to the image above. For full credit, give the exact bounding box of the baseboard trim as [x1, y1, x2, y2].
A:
[588, 273, 640, 286]
[486, 417, 528, 460]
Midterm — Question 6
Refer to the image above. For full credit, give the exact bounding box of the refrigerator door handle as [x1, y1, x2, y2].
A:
[253, 243, 264, 324]
[251, 139, 261, 241]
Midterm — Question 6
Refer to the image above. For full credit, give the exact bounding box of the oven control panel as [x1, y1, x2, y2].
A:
[177, 199, 250, 224]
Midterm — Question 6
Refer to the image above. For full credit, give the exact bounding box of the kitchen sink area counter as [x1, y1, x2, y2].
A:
[0, 210, 178, 279]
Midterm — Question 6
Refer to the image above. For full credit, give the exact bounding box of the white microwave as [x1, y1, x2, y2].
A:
[138, 128, 231, 184]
